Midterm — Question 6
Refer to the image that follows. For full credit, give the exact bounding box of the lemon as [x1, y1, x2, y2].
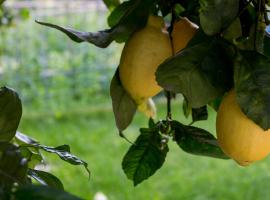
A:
[216, 90, 270, 166]
[171, 17, 198, 54]
[119, 15, 172, 105]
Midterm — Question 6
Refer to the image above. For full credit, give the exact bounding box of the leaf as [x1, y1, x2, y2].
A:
[173, 4, 186, 17]
[35, 21, 116, 48]
[15, 131, 38, 145]
[28, 169, 64, 190]
[186, 28, 213, 48]
[36, 0, 154, 48]
[107, 0, 133, 27]
[222, 18, 242, 42]
[199, 0, 239, 35]
[148, 118, 155, 128]
[192, 106, 208, 122]
[0, 143, 28, 186]
[110, 69, 137, 131]
[156, 38, 233, 108]
[15, 132, 90, 178]
[14, 185, 82, 200]
[182, 97, 191, 118]
[38, 145, 90, 178]
[208, 97, 222, 111]
[171, 121, 228, 159]
[103, 0, 120, 10]
[122, 127, 168, 186]
[234, 51, 270, 130]
[0, 87, 22, 142]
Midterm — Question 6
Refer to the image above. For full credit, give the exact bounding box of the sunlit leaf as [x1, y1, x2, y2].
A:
[16, 132, 90, 178]
[38, 145, 90, 178]
[103, 0, 120, 10]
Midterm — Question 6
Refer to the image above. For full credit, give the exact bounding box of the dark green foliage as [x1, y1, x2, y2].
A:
[0, 87, 22, 142]
[110, 69, 137, 131]
[192, 106, 208, 122]
[122, 126, 168, 186]
[28, 169, 64, 190]
[156, 38, 233, 108]
[172, 121, 228, 159]
[36, 0, 156, 48]
[199, 0, 239, 35]
[234, 51, 270, 130]
[14, 185, 83, 200]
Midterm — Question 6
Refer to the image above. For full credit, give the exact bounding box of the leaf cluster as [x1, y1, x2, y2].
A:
[0, 87, 89, 200]
[36, 0, 270, 186]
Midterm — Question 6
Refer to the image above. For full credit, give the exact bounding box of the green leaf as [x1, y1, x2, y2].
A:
[107, 0, 133, 27]
[15, 131, 38, 145]
[172, 121, 228, 159]
[186, 28, 213, 48]
[178, 0, 200, 23]
[182, 97, 191, 118]
[192, 106, 208, 122]
[15, 132, 43, 168]
[15, 132, 91, 178]
[28, 169, 64, 190]
[148, 118, 155, 128]
[103, 0, 120, 10]
[38, 145, 90, 178]
[110, 69, 137, 131]
[122, 127, 168, 186]
[223, 18, 242, 42]
[173, 4, 186, 17]
[0, 87, 22, 142]
[14, 185, 82, 200]
[36, 0, 154, 48]
[0, 143, 28, 186]
[208, 97, 222, 111]
[234, 51, 270, 130]
[199, 0, 239, 35]
[35, 21, 116, 48]
[156, 38, 233, 108]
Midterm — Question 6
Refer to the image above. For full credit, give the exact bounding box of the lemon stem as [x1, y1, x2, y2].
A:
[166, 91, 172, 120]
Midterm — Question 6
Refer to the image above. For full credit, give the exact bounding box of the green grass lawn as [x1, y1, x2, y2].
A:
[19, 97, 270, 200]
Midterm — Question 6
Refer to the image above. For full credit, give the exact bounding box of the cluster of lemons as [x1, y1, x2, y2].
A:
[118, 15, 270, 166]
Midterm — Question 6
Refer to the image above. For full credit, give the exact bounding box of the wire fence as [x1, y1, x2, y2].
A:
[5, 0, 107, 16]
[1, 0, 121, 112]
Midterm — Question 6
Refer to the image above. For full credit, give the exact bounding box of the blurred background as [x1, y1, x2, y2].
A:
[1, 0, 270, 200]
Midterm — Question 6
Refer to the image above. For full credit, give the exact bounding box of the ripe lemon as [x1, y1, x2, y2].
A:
[119, 15, 172, 105]
[216, 90, 270, 166]
[171, 17, 198, 54]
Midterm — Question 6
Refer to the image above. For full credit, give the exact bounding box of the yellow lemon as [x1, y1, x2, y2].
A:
[119, 15, 172, 105]
[171, 17, 198, 54]
[216, 90, 270, 166]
